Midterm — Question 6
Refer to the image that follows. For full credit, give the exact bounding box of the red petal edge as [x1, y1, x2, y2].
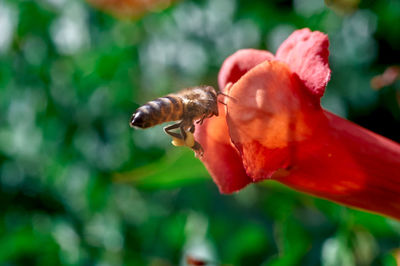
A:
[226, 60, 324, 181]
[218, 49, 274, 91]
[276, 28, 330, 98]
[195, 105, 252, 193]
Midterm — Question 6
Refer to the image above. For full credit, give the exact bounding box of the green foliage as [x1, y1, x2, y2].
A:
[0, 0, 399, 265]
[115, 149, 209, 189]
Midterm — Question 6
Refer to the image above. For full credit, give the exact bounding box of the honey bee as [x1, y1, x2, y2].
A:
[129, 86, 220, 156]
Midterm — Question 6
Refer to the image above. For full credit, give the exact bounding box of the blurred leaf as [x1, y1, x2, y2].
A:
[86, 0, 176, 19]
[114, 148, 209, 189]
[161, 212, 187, 250]
[351, 229, 378, 265]
[321, 234, 355, 266]
[225, 223, 269, 265]
[349, 210, 396, 236]
[265, 218, 310, 265]
[384, 251, 399, 266]
[0, 227, 59, 263]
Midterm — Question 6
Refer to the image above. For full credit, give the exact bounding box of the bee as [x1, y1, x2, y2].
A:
[129, 86, 220, 156]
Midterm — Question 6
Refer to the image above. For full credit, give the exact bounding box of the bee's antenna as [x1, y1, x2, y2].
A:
[217, 91, 236, 103]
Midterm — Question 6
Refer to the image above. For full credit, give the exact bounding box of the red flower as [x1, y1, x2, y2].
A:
[86, 0, 174, 18]
[195, 28, 400, 220]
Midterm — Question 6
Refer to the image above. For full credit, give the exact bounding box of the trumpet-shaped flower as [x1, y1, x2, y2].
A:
[195, 28, 400, 220]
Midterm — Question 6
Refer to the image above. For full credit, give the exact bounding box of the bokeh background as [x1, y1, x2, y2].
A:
[0, 0, 400, 265]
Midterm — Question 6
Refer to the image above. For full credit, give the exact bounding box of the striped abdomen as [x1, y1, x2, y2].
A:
[130, 95, 184, 128]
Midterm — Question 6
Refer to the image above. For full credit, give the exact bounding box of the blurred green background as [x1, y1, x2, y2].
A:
[0, 0, 400, 265]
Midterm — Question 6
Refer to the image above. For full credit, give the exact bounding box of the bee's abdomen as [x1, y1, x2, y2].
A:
[130, 96, 183, 128]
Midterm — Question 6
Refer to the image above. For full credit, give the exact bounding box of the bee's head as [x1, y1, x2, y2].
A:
[203, 86, 218, 97]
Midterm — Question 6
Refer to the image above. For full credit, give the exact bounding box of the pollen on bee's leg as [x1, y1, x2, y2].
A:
[184, 132, 195, 147]
[192, 141, 204, 157]
[171, 131, 196, 152]
[171, 137, 185, 146]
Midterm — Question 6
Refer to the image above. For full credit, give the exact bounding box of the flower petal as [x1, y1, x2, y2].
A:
[195, 104, 252, 193]
[87, 0, 175, 18]
[225, 58, 400, 219]
[218, 49, 274, 91]
[276, 28, 330, 98]
[226, 60, 324, 181]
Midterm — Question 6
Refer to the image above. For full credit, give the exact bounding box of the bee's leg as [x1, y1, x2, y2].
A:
[196, 115, 206, 125]
[188, 124, 195, 133]
[164, 122, 184, 139]
[191, 141, 204, 157]
[179, 124, 187, 140]
[185, 124, 203, 156]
